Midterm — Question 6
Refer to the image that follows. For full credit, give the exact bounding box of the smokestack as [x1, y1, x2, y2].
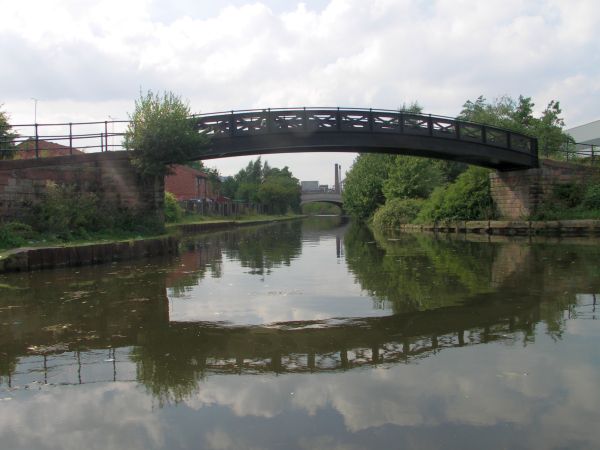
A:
[334, 163, 340, 193]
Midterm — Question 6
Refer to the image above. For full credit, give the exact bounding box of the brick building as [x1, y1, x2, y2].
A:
[165, 165, 220, 201]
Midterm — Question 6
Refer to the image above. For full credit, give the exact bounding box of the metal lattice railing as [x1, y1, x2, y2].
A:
[0, 107, 540, 160]
[193, 107, 538, 155]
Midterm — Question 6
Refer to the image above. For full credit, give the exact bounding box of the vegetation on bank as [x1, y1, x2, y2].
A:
[0, 190, 303, 252]
[0, 105, 17, 159]
[0, 91, 305, 251]
[532, 181, 600, 220]
[343, 95, 594, 230]
[124, 90, 209, 177]
[220, 157, 301, 215]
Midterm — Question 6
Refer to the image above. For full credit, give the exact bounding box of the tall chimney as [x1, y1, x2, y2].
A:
[334, 163, 340, 193]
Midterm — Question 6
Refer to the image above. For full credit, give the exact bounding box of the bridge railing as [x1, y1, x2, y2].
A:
[0, 107, 538, 160]
[193, 107, 538, 156]
[0, 119, 130, 159]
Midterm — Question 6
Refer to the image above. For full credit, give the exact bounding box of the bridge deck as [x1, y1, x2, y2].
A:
[193, 108, 538, 171]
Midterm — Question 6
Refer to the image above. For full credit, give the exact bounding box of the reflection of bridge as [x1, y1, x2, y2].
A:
[300, 191, 343, 207]
[2, 300, 537, 387]
[194, 107, 538, 170]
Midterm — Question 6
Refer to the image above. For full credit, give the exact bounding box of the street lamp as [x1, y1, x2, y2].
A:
[31, 97, 38, 123]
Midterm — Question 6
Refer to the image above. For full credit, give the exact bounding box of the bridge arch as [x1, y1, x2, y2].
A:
[193, 108, 538, 171]
[300, 191, 343, 207]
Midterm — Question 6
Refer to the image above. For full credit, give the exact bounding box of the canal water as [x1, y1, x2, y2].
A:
[1, 217, 599, 449]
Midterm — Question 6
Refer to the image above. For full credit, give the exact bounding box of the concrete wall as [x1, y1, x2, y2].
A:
[0, 151, 163, 222]
[490, 159, 600, 219]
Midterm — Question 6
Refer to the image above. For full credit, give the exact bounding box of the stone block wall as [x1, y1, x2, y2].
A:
[490, 159, 600, 219]
[0, 152, 164, 222]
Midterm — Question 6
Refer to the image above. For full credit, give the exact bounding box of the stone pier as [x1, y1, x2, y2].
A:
[490, 159, 600, 219]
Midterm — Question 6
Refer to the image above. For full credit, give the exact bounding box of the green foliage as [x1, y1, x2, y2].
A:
[458, 95, 572, 157]
[164, 192, 183, 223]
[533, 181, 600, 220]
[552, 183, 585, 208]
[31, 182, 164, 241]
[222, 157, 300, 213]
[372, 198, 424, 230]
[383, 156, 444, 200]
[582, 183, 600, 209]
[417, 166, 495, 222]
[258, 172, 300, 214]
[34, 182, 104, 238]
[0, 222, 36, 249]
[342, 153, 395, 220]
[0, 106, 17, 160]
[124, 90, 208, 177]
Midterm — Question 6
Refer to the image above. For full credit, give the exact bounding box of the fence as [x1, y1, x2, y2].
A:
[0, 120, 129, 159]
[553, 141, 599, 165]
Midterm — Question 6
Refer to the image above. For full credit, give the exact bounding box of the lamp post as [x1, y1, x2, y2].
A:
[31, 98, 38, 123]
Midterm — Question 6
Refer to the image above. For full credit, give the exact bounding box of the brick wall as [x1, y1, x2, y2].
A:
[164, 165, 219, 201]
[0, 151, 164, 222]
[490, 159, 600, 219]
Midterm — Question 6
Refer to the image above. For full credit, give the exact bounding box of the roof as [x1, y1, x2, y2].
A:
[565, 119, 600, 146]
[168, 164, 209, 178]
[15, 139, 84, 159]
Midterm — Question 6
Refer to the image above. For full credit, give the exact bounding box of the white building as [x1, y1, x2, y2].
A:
[566, 120, 600, 147]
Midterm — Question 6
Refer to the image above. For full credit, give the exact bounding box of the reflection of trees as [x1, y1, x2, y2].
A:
[344, 224, 600, 340]
[344, 225, 499, 313]
[301, 216, 348, 233]
[223, 221, 303, 275]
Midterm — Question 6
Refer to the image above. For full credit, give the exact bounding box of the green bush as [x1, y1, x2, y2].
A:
[552, 183, 585, 208]
[582, 183, 600, 210]
[417, 166, 496, 223]
[372, 198, 424, 230]
[164, 192, 183, 223]
[34, 182, 104, 238]
[0, 222, 36, 249]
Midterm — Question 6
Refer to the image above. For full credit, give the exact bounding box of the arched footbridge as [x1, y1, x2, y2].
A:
[193, 107, 539, 171]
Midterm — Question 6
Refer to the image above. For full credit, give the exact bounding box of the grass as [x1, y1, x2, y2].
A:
[0, 212, 305, 254]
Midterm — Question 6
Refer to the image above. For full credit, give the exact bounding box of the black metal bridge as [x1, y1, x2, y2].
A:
[4, 107, 539, 170]
[193, 108, 539, 170]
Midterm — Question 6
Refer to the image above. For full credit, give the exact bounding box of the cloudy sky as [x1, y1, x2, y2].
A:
[1, 0, 599, 184]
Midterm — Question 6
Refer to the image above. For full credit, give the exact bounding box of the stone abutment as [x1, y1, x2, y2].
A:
[0, 152, 163, 222]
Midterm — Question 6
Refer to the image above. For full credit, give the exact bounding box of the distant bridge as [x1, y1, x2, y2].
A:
[194, 107, 539, 171]
[300, 190, 343, 207]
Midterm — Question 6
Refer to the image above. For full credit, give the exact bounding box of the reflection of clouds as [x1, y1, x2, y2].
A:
[169, 244, 388, 325]
[0, 383, 163, 450]
[184, 340, 600, 449]
[205, 429, 263, 450]
[298, 435, 366, 450]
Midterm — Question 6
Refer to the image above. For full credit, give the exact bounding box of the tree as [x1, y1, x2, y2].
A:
[258, 170, 301, 214]
[417, 166, 496, 222]
[383, 156, 444, 200]
[0, 106, 17, 159]
[124, 90, 208, 177]
[458, 95, 571, 157]
[342, 153, 395, 220]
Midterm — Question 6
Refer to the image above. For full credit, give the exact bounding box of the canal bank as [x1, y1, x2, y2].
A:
[398, 219, 600, 236]
[0, 216, 303, 273]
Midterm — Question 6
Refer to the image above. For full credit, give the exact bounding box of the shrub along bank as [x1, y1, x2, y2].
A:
[342, 94, 600, 231]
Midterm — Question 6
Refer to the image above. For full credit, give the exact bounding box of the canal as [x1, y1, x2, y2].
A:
[1, 217, 599, 449]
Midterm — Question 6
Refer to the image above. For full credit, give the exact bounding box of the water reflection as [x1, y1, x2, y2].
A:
[1, 219, 600, 449]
